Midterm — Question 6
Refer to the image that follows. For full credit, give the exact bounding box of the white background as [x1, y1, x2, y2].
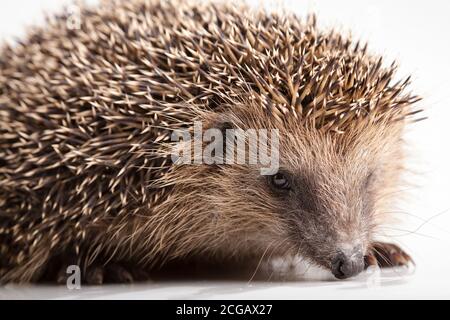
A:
[0, 0, 449, 299]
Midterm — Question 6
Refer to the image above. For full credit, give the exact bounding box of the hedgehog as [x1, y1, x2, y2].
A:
[0, 0, 421, 284]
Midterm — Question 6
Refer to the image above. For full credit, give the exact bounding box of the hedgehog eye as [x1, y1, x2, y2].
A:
[269, 172, 291, 191]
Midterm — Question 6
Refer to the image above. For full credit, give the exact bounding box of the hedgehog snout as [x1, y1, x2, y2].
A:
[330, 245, 365, 279]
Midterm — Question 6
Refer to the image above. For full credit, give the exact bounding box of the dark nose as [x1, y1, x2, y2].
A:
[331, 248, 365, 279]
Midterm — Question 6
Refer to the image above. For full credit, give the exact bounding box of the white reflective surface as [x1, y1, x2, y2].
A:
[0, 267, 427, 300]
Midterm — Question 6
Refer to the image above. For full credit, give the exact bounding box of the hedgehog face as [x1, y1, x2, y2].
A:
[272, 130, 374, 278]
[266, 161, 372, 279]
[202, 113, 405, 279]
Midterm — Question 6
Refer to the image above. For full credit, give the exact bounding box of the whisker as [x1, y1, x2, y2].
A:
[247, 239, 279, 284]
[376, 226, 440, 240]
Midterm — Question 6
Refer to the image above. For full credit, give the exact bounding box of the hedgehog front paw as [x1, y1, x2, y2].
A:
[103, 264, 151, 283]
[364, 242, 414, 269]
[57, 263, 151, 285]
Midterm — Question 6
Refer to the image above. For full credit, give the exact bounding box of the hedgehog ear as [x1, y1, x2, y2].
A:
[202, 116, 236, 158]
[216, 120, 234, 134]
[204, 114, 235, 134]
[211, 119, 234, 144]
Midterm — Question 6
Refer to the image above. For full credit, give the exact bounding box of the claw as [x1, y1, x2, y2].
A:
[365, 242, 414, 269]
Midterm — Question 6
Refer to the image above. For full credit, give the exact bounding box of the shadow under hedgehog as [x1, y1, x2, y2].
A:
[0, 0, 419, 283]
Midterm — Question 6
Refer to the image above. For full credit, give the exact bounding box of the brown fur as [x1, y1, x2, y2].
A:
[0, 0, 420, 283]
